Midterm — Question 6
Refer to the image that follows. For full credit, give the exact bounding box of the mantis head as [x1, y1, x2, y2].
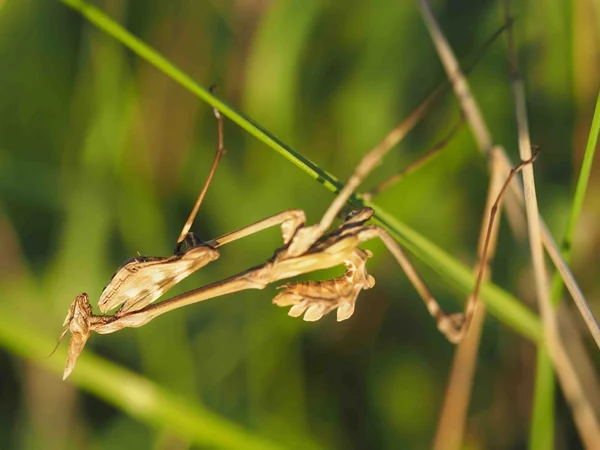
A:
[59, 293, 95, 380]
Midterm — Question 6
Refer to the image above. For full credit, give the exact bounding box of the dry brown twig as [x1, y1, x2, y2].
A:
[364, 111, 466, 200]
[432, 147, 506, 450]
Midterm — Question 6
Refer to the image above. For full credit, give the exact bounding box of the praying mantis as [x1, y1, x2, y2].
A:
[58, 95, 539, 380]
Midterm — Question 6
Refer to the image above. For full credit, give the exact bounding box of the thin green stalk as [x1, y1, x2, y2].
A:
[530, 88, 600, 450]
[530, 349, 555, 450]
[550, 88, 600, 303]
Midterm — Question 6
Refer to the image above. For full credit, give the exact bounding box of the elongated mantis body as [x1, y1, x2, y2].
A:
[59, 94, 539, 379]
[76, 152, 537, 333]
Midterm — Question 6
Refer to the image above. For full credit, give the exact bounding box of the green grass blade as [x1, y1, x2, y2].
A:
[0, 306, 283, 450]
[529, 349, 555, 450]
[550, 88, 600, 302]
[530, 88, 600, 450]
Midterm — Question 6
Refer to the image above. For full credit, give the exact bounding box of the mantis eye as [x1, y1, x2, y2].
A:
[344, 208, 374, 224]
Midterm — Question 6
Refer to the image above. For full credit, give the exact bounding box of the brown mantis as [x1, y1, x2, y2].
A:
[59, 99, 539, 380]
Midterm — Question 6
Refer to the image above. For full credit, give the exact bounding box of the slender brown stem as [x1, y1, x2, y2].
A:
[432, 148, 505, 450]
[176, 86, 226, 249]
[364, 112, 466, 199]
[468, 149, 539, 328]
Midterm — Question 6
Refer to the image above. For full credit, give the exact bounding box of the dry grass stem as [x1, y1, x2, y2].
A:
[433, 148, 506, 450]
[364, 112, 466, 199]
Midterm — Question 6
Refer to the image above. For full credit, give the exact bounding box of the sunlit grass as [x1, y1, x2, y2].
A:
[0, 0, 594, 448]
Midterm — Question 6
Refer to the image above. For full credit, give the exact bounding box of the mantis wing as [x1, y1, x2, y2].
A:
[98, 245, 219, 314]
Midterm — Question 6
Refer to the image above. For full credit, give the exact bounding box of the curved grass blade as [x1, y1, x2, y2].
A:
[0, 307, 283, 450]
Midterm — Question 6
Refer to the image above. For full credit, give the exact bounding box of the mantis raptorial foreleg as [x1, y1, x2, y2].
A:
[207, 209, 307, 248]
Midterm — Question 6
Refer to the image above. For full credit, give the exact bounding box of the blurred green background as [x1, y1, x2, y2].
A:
[0, 0, 598, 448]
